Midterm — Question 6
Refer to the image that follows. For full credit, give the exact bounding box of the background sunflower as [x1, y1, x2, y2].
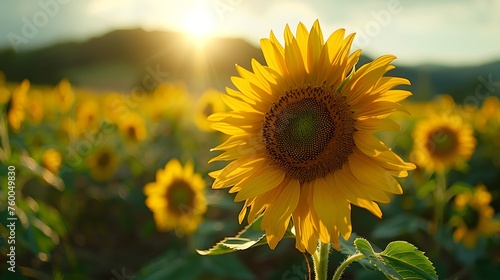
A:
[451, 185, 500, 248]
[6, 79, 29, 133]
[412, 115, 476, 173]
[144, 159, 206, 235]
[86, 145, 120, 181]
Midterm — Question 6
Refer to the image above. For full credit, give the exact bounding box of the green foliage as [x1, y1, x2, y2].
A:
[197, 214, 267, 255]
[136, 251, 254, 280]
[198, 214, 297, 256]
[371, 213, 426, 240]
[354, 238, 437, 280]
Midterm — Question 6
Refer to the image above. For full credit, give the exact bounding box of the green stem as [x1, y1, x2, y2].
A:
[313, 242, 330, 280]
[0, 112, 10, 163]
[433, 171, 447, 252]
[332, 253, 364, 280]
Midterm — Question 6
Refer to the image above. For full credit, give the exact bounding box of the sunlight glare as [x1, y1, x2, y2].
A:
[184, 9, 215, 43]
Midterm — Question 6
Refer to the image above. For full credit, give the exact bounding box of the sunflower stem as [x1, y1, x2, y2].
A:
[0, 112, 10, 163]
[332, 253, 364, 280]
[433, 171, 447, 252]
[313, 242, 330, 280]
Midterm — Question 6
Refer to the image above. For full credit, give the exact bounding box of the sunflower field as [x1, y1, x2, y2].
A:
[1, 21, 500, 280]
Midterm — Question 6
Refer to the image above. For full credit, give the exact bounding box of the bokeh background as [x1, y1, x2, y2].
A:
[1, 0, 499, 279]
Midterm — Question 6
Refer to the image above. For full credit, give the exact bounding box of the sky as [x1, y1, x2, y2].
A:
[1, 0, 500, 66]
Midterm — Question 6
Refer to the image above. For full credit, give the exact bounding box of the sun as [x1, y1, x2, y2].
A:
[183, 8, 215, 43]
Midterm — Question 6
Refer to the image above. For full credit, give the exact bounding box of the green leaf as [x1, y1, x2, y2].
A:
[354, 238, 437, 280]
[446, 182, 473, 199]
[354, 238, 401, 280]
[380, 241, 438, 280]
[197, 213, 295, 255]
[417, 179, 436, 198]
[196, 214, 266, 255]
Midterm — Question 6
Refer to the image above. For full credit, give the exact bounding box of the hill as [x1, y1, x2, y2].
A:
[0, 28, 499, 102]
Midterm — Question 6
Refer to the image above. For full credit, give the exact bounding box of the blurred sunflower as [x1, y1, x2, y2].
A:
[475, 96, 500, 135]
[118, 112, 148, 143]
[42, 148, 62, 174]
[451, 185, 500, 248]
[209, 20, 415, 253]
[55, 79, 75, 114]
[6, 79, 29, 133]
[194, 89, 226, 131]
[86, 146, 120, 181]
[144, 159, 206, 235]
[412, 115, 476, 173]
[103, 92, 124, 123]
[76, 100, 101, 134]
[59, 117, 79, 140]
[150, 83, 191, 121]
[26, 89, 44, 125]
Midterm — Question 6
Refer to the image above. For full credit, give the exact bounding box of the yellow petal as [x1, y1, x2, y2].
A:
[263, 179, 300, 249]
[307, 20, 324, 75]
[260, 37, 287, 76]
[292, 182, 318, 253]
[295, 22, 309, 70]
[234, 166, 285, 202]
[312, 178, 338, 236]
[355, 118, 400, 132]
[284, 24, 306, 85]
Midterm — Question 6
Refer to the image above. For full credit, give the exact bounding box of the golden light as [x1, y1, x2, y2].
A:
[183, 8, 215, 44]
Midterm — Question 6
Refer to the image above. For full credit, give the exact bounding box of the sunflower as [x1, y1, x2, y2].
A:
[194, 89, 227, 131]
[42, 148, 62, 174]
[474, 96, 500, 135]
[76, 100, 101, 135]
[150, 83, 191, 121]
[118, 112, 148, 143]
[7, 79, 29, 133]
[451, 185, 500, 248]
[26, 89, 44, 125]
[103, 92, 124, 123]
[412, 115, 476, 173]
[86, 146, 120, 181]
[144, 159, 206, 235]
[208, 20, 415, 253]
[55, 79, 75, 114]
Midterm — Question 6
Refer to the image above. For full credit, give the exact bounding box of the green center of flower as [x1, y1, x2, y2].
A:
[426, 126, 458, 157]
[262, 85, 356, 183]
[289, 110, 317, 141]
[274, 98, 334, 162]
[166, 180, 195, 215]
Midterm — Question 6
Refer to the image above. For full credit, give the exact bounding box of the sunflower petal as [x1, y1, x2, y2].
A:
[284, 24, 306, 85]
[234, 166, 285, 202]
[263, 179, 300, 249]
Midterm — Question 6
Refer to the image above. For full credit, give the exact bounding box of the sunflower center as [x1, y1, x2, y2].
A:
[462, 205, 480, 230]
[426, 126, 458, 157]
[97, 152, 111, 167]
[127, 125, 137, 140]
[274, 98, 334, 161]
[203, 103, 214, 117]
[166, 179, 195, 215]
[262, 85, 356, 183]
